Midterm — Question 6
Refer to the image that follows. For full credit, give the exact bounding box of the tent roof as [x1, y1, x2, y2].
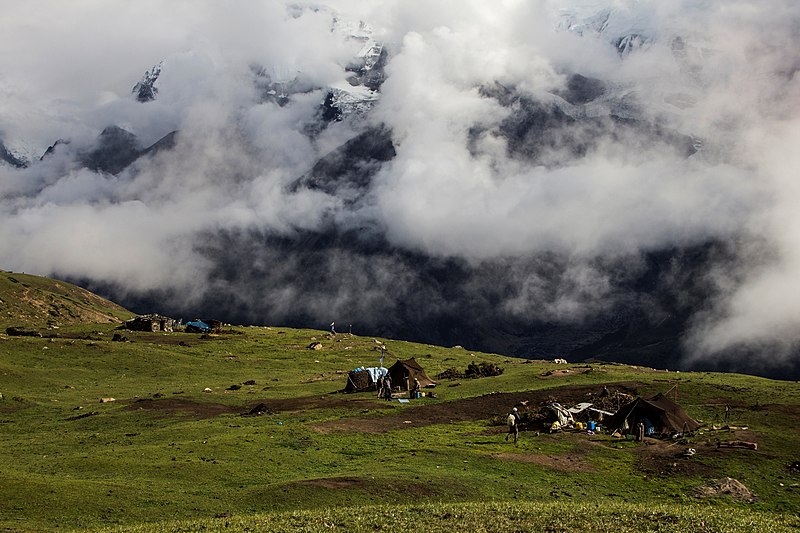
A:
[608, 393, 701, 434]
[388, 358, 436, 388]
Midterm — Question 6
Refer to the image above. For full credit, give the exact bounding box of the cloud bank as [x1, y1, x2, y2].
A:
[1, 0, 799, 373]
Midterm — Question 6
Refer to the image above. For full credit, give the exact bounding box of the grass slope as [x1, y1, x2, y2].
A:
[0, 273, 798, 531]
[0, 270, 132, 330]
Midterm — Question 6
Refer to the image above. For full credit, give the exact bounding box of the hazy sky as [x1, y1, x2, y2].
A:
[1, 1, 799, 369]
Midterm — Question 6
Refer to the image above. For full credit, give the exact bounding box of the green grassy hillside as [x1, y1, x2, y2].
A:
[0, 273, 798, 532]
[0, 270, 133, 330]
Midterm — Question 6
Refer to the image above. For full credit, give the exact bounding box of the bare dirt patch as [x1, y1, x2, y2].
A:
[635, 438, 720, 478]
[121, 382, 642, 427]
[242, 396, 392, 415]
[314, 382, 642, 434]
[125, 395, 391, 419]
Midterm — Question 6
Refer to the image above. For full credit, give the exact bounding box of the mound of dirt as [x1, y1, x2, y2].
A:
[695, 477, 756, 503]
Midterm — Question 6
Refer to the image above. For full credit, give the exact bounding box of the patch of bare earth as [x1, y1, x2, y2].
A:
[124, 395, 391, 419]
[635, 440, 717, 478]
[314, 382, 643, 434]
[121, 382, 642, 426]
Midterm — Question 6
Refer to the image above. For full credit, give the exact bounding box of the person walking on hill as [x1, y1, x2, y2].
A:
[506, 407, 521, 444]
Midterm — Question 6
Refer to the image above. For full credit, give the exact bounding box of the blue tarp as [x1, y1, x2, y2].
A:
[185, 320, 211, 333]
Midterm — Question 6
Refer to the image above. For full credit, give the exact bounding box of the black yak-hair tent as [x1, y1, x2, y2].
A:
[388, 358, 436, 390]
[607, 393, 701, 436]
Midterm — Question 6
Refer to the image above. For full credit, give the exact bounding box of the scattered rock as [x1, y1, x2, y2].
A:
[203, 387, 213, 393]
[243, 380, 256, 386]
[308, 342, 323, 351]
[99, 397, 116, 403]
[695, 477, 756, 503]
[245, 403, 275, 416]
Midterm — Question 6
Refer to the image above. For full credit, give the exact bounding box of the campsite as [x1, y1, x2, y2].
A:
[1, 272, 799, 531]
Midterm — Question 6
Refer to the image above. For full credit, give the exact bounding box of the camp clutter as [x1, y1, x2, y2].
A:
[124, 314, 223, 334]
[514, 389, 701, 442]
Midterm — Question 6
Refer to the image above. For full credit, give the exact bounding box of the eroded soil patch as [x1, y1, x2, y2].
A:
[314, 382, 642, 434]
[125, 395, 391, 419]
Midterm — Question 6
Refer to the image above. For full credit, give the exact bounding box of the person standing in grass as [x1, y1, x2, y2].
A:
[506, 407, 521, 444]
[383, 375, 392, 400]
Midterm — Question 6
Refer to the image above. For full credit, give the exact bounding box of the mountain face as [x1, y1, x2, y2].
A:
[132, 62, 163, 103]
[0, 139, 27, 168]
[3, 2, 799, 380]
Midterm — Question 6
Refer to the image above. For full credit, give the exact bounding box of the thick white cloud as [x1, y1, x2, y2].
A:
[1, 0, 799, 368]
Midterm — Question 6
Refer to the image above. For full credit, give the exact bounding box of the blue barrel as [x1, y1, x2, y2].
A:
[588, 421, 596, 431]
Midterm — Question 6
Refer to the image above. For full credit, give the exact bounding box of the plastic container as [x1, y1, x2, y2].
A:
[588, 421, 596, 431]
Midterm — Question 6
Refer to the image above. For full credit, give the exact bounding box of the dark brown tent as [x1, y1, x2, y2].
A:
[344, 370, 372, 393]
[607, 393, 701, 436]
[388, 358, 436, 390]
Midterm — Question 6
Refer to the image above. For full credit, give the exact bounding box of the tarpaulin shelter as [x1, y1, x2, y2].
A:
[607, 393, 701, 436]
[185, 320, 211, 333]
[388, 358, 436, 390]
[344, 367, 388, 393]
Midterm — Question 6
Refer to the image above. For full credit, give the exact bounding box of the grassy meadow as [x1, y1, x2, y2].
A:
[1, 273, 799, 531]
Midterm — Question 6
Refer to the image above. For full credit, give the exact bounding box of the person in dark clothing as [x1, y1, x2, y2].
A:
[383, 375, 392, 400]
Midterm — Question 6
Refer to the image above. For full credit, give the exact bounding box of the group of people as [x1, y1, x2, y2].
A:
[376, 374, 392, 400]
[376, 374, 422, 401]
